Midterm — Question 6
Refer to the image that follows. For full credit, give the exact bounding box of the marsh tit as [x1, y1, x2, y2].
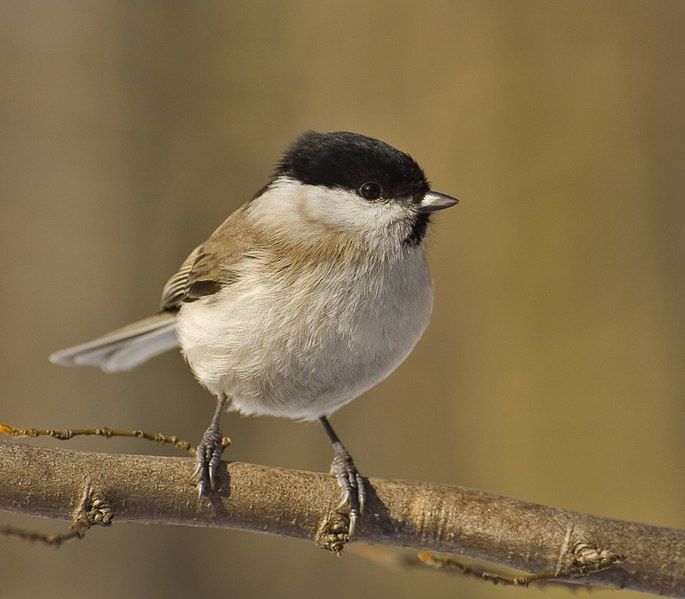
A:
[50, 131, 459, 536]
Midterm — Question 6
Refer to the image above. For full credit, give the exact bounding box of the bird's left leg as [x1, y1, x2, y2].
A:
[319, 416, 366, 537]
[194, 393, 229, 497]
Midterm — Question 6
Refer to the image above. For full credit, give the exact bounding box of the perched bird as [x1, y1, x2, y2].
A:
[50, 131, 458, 536]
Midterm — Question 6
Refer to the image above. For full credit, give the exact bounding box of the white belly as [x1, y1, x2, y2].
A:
[177, 248, 433, 420]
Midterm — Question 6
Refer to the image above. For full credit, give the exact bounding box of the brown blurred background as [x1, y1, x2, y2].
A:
[1, 1, 684, 598]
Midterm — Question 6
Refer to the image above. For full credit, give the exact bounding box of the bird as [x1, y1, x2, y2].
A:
[49, 130, 459, 537]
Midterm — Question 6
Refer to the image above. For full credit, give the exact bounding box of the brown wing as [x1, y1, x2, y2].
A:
[159, 207, 255, 311]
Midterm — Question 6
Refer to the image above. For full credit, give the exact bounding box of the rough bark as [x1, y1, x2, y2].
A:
[1, 439, 683, 596]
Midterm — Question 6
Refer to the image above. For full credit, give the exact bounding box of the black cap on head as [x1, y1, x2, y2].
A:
[276, 131, 430, 199]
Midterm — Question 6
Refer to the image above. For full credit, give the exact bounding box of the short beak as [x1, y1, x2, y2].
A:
[419, 191, 459, 213]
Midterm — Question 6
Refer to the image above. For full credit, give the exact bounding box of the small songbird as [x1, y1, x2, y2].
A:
[50, 131, 458, 536]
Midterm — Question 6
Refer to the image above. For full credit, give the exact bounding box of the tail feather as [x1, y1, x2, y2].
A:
[49, 312, 179, 373]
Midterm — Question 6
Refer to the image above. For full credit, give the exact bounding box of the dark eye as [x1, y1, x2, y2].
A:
[359, 181, 382, 200]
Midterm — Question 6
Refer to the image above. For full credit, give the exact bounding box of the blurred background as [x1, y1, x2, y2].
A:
[1, 1, 684, 598]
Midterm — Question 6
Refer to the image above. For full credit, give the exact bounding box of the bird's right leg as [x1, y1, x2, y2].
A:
[320, 416, 366, 537]
[194, 393, 229, 497]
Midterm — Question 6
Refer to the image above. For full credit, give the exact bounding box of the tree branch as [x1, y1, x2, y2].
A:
[1, 439, 683, 596]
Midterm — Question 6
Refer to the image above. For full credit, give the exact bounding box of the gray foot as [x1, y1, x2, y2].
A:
[330, 442, 366, 537]
[193, 421, 225, 496]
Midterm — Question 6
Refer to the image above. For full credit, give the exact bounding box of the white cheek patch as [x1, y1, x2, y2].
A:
[303, 187, 406, 233]
[249, 176, 413, 245]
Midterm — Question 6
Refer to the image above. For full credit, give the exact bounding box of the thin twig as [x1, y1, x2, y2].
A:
[419, 551, 551, 586]
[350, 546, 605, 591]
[417, 536, 624, 588]
[0, 524, 87, 547]
[0, 483, 113, 547]
[0, 422, 229, 455]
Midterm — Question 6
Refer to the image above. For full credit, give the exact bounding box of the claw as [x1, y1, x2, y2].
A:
[193, 420, 226, 498]
[336, 491, 349, 512]
[357, 473, 366, 513]
[209, 450, 222, 490]
[348, 511, 358, 538]
[329, 442, 365, 539]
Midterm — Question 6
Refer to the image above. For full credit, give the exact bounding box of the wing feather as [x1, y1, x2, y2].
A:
[159, 206, 256, 311]
[159, 245, 203, 310]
